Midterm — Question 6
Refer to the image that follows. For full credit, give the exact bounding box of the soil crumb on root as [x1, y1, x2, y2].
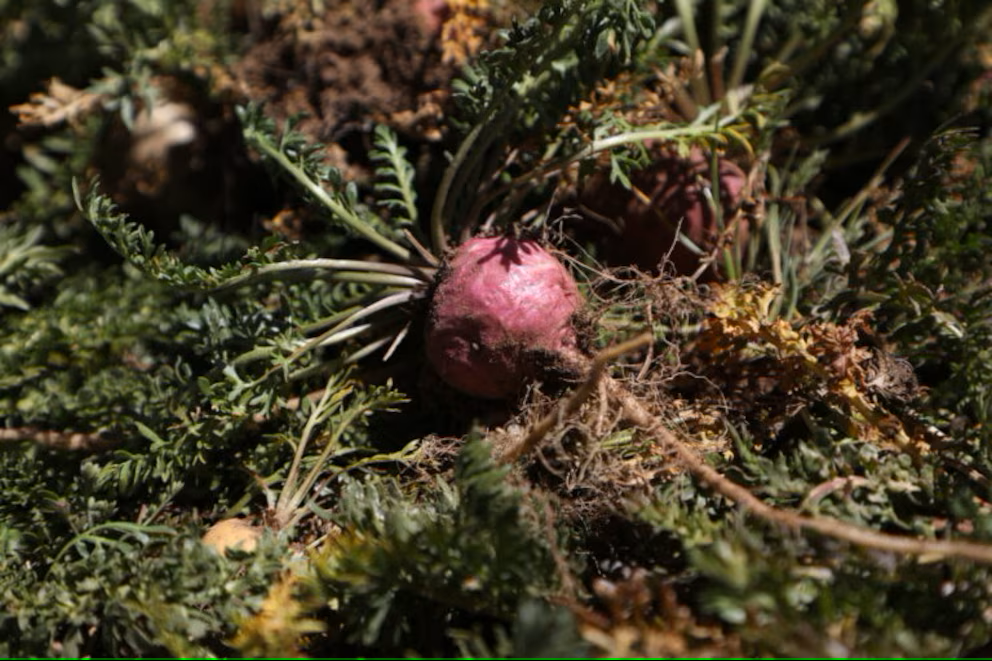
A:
[234, 0, 455, 149]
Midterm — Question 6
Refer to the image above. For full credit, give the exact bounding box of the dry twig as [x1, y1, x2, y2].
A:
[509, 333, 992, 565]
[0, 427, 117, 452]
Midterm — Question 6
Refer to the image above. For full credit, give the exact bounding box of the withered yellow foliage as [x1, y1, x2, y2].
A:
[10, 77, 105, 128]
[440, 0, 490, 64]
[228, 573, 325, 658]
[698, 283, 926, 453]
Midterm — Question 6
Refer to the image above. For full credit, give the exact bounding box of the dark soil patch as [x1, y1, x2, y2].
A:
[233, 0, 455, 156]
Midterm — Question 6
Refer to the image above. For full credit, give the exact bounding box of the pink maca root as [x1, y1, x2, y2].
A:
[581, 147, 747, 278]
[412, 0, 450, 34]
[425, 236, 583, 399]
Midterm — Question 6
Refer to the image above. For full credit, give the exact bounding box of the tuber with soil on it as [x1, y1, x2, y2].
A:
[579, 146, 748, 279]
[424, 236, 583, 399]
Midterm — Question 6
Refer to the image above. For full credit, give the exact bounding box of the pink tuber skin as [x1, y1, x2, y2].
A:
[425, 236, 583, 399]
[581, 147, 747, 279]
[412, 0, 450, 35]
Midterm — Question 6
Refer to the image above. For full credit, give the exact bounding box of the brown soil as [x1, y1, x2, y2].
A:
[90, 0, 464, 240]
[233, 0, 456, 159]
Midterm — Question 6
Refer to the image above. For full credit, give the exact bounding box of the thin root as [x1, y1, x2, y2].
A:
[506, 332, 992, 566]
[611, 382, 992, 565]
[499, 331, 653, 463]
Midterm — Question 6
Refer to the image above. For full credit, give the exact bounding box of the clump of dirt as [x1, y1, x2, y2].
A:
[233, 0, 456, 158]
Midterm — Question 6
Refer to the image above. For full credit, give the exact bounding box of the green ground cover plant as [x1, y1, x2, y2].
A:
[1, 0, 991, 656]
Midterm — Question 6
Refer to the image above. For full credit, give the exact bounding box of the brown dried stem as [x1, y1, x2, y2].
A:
[500, 331, 652, 463]
[509, 333, 992, 565]
[612, 384, 992, 565]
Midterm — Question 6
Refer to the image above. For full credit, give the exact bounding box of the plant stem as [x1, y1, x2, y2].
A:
[489, 121, 742, 212]
[248, 133, 412, 262]
[281, 403, 367, 521]
[274, 381, 344, 526]
[288, 290, 419, 365]
[431, 122, 482, 255]
[587, 124, 730, 155]
[727, 0, 768, 91]
[212, 259, 433, 293]
[673, 0, 712, 105]
[0, 427, 117, 451]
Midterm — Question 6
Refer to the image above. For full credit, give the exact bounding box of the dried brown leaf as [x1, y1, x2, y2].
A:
[10, 78, 105, 128]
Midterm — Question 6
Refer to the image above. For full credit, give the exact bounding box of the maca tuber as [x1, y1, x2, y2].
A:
[424, 236, 583, 399]
[580, 147, 747, 278]
[202, 518, 262, 554]
[412, 0, 450, 34]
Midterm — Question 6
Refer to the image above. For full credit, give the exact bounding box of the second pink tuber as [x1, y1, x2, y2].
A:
[580, 147, 747, 279]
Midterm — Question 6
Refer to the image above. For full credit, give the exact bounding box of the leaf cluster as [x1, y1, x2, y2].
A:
[0, 516, 288, 658]
[636, 431, 992, 657]
[2, 0, 992, 658]
[830, 131, 992, 436]
[308, 437, 568, 656]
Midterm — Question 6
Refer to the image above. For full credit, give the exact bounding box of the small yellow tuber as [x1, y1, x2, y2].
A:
[202, 518, 262, 554]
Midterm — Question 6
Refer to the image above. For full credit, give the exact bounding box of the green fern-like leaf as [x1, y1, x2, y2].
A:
[238, 105, 413, 263]
[309, 436, 559, 654]
[0, 224, 73, 310]
[73, 177, 245, 288]
[371, 124, 419, 229]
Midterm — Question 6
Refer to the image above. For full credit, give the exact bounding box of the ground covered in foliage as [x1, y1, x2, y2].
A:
[2, 0, 992, 657]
